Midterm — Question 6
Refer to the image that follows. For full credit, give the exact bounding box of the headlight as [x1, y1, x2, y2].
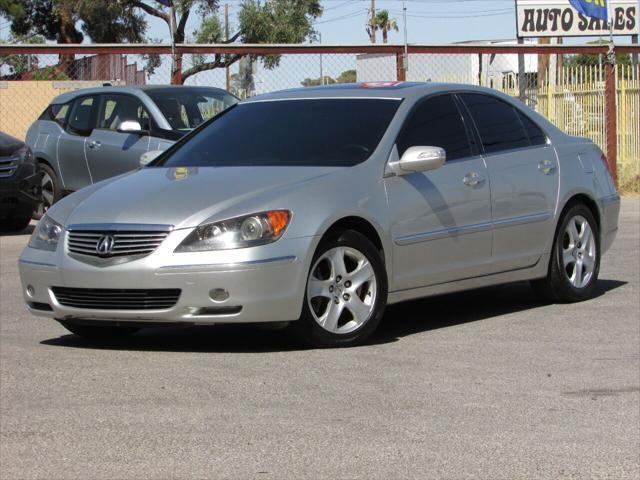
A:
[29, 215, 63, 251]
[16, 145, 35, 164]
[175, 210, 291, 252]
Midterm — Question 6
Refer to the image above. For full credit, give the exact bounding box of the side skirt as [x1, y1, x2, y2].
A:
[387, 254, 550, 305]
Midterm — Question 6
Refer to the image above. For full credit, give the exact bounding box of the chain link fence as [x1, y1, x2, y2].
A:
[1, 44, 638, 190]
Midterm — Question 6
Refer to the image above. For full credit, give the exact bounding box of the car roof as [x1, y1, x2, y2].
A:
[243, 81, 505, 102]
[50, 85, 231, 105]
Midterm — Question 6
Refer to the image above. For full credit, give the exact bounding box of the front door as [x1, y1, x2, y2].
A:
[57, 95, 97, 191]
[458, 93, 560, 272]
[85, 94, 152, 183]
[385, 94, 493, 291]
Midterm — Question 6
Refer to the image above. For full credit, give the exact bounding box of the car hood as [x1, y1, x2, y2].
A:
[56, 166, 342, 229]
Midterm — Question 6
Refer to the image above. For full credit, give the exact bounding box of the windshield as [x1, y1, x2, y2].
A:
[147, 88, 238, 132]
[157, 98, 401, 168]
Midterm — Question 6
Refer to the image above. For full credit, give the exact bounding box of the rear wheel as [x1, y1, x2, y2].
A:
[58, 320, 139, 340]
[531, 203, 600, 303]
[33, 163, 61, 220]
[291, 230, 387, 348]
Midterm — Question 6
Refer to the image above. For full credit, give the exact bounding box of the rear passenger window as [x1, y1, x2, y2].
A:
[460, 93, 529, 154]
[517, 110, 547, 146]
[396, 94, 471, 161]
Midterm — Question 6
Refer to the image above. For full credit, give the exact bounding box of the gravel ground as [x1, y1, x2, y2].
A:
[1, 198, 638, 480]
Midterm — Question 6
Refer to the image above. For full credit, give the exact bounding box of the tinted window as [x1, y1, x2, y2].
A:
[146, 88, 237, 131]
[460, 93, 529, 154]
[396, 94, 471, 161]
[158, 99, 400, 168]
[98, 95, 150, 131]
[517, 110, 546, 146]
[67, 96, 96, 135]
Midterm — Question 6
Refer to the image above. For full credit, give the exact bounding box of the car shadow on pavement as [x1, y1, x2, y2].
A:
[0, 225, 34, 237]
[41, 279, 625, 353]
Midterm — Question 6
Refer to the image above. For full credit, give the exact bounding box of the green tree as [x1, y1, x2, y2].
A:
[564, 40, 631, 67]
[127, 0, 322, 84]
[335, 69, 356, 83]
[301, 75, 335, 87]
[374, 10, 398, 44]
[0, 35, 45, 79]
[0, 1, 151, 76]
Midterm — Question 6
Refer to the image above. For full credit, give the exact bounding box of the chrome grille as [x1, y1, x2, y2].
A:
[51, 287, 181, 310]
[0, 155, 18, 178]
[67, 229, 169, 259]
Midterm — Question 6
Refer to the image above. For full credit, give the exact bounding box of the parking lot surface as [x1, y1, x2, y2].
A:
[1, 199, 638, 479]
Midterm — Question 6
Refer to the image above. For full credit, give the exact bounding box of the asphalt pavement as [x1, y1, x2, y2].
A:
[1, 199, 638, 479]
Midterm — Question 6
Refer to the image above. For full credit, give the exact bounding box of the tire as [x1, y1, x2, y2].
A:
[58, 320, 139, 340]
[0, 215, 32, 233]
[291, 230, 388, 348]
[531, 203, 600, 303]
[33, 163, 61, 220]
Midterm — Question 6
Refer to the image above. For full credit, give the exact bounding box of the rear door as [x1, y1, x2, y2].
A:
[458, 93, 559, 272]
[57, 95, 97, 191]
[85, 94, 152, 183]
[385, 93, 493, 290]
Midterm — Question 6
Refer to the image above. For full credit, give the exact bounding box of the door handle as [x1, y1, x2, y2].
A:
[538, 159, 555, 174]
[463, 172, 485, 187]
[88, 140, 102, 150]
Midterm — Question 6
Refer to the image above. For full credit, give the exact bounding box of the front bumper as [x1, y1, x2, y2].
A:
[0, 163, 41, 218]
[18, 232, 316, 325]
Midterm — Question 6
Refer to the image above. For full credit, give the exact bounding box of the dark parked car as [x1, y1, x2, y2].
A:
[0, 132, 41, 232]
[26, 85, 238, 217]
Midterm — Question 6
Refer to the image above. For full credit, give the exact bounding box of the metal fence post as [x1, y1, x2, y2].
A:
[396, 51, 406, 81]
[604, 44, 618, 186]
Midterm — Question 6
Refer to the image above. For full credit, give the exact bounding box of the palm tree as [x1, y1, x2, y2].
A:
[374, 10, 398, 44]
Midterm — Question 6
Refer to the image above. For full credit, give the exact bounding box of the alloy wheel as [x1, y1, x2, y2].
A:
[306, 246, 377, 334]
[37, 170, 55, 217]
[562, 214, 596, 289]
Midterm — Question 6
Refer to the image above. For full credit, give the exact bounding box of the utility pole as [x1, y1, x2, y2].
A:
[225, 3, 230, 91]
[370, 0, 376, 44]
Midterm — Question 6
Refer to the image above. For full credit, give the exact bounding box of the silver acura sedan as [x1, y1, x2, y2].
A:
[18, 82, 620, 347]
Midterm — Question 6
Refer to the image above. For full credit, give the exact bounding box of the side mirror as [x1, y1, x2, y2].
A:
[140, 150, 163, 167]
[118, 120, 146, 135]
[388, 146, 446, 176]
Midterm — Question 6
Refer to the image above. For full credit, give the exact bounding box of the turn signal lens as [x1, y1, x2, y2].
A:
[267, 210, 290, 237]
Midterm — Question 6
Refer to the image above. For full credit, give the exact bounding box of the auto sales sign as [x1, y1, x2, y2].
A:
[516, 0, 639, 37]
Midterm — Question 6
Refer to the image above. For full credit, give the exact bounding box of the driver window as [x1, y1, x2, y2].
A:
[98, 95, 150, 131]
[396, 94, 472, 161]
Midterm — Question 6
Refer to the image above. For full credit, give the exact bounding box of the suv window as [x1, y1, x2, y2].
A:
[98, 94, 150, 131]
[146, 88, 238, 131]
[517, 110, 547, 146]
[396, 94, 471, 161]
[459, 93, 530, 154]
[67, 96, 97, 136]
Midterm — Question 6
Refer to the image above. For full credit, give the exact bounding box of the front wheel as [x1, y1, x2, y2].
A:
[531, 203, 600, 303]
[291, 230, 388, 348]
[58, 320, 139, 340]
[33, 163, 61, 220]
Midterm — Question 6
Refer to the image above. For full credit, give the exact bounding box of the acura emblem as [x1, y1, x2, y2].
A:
[96, 235, 115, 256]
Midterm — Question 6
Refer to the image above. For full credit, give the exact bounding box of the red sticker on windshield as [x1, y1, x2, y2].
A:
[360, 81, 402, 88]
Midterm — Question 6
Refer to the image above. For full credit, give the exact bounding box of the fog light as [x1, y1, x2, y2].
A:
[26, 285, 35, 297]
[209, 288, 229, 302]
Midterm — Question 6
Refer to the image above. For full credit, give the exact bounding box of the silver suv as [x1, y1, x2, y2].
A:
[26, 85, 237, 217]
